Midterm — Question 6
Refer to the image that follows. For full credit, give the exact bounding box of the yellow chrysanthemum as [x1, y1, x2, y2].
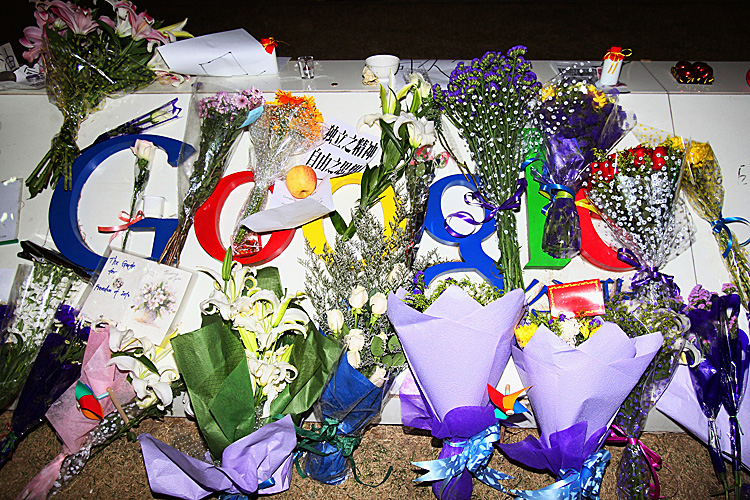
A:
[515, 324, 539, 348]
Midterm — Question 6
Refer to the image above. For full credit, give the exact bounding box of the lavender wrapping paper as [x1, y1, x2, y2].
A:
[657, 364, 750, 469]
[388, 286, 525, 500]
[138, 415, 296, 500]
[387, 286, 525, 420]
[512, 323, 662, 447]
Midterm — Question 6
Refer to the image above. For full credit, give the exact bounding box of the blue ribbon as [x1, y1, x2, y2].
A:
[510, 449, 611, 500]
[710, 215, 750, 258]
[616, 248, 680, 297]
[412, 423, 511, 495]
[539, 183, 576, 216]
[444, 178, 528, 238]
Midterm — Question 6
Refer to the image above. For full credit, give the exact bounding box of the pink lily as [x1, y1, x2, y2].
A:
[20, 25, 45, 63]
[49, 0, 98, 35]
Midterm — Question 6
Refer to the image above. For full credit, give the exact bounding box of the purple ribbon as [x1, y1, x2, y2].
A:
[616, 248, 680, 297]
[605, 424, 663, 499]
[445, 178, 528, 238]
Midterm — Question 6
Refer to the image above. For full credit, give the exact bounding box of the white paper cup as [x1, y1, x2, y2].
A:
[365, 55, 400, 80]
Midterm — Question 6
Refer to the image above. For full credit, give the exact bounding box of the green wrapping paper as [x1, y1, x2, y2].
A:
[172, 319, 340, 458]
[171, 320, 253, 457]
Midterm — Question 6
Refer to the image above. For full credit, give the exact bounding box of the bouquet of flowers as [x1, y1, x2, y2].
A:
[91, 98, 182, 146]
[139, 255, 339, 498]
[232, 90, 325, 256]
[501, 312, 662, 499]
[586, 136, 692, 301]
[682, 142, 750, 309]
[159, 85, 264, 266]
[600, 291, 690, 500]
[339, 73, 437, 243]
[0, 304, 89, 469]
[20, 0, 190, 197]
[388, 282, 525, 500]
[532, 69, 635, 258]
[431, 48, 540, 291]
[0, 261, 86, 409]
[682, 285, 748, 499]
[300, 208, 416, 485]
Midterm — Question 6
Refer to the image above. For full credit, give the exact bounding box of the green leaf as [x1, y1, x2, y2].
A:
[126, 431, 137, 442]
[221, 247, 233, 283]
[380, 85, 388, 113]
[387, 335, 401, 352]
[370, 336, 384, 357]
[329, 210, 349, 235]
[381, 352, 406, 367]
[256, 267, 283, 299]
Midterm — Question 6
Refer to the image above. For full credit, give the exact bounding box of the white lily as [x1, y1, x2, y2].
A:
[235, 290, 308, 352]
[246, 349, 298, 418]
[108, 330, 178, 409]
[392, 112, 436, 148]
[199, 261, 260, 326]
[157, 18, 192, 42]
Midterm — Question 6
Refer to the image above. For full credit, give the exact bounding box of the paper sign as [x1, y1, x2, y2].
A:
[241, 176, 334, 232]
[80, 250, 192, 342]
[0, 178, 22, 245]
[547, 279, 606, 318]
[0, 43, 19, 72]
[157, 29, 278, 76]
[303, 119, 381, 176]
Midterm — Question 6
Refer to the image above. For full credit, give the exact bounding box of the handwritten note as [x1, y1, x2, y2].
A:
[303, 119, 381, 176]
[80, 250, 192, 343]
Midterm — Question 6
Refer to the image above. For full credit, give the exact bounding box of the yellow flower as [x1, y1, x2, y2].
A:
[515, 323, 539, 348]
[540, 84, 556, 101]
[588, 86, 608, 109]
[580, 321, 601, 340]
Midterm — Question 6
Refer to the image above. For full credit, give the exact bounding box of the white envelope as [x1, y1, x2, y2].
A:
[241, 176, 334, 232]
[156, 29, 278, 76]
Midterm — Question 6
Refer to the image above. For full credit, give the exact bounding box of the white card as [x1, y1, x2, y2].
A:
[240, 176, 334, 232]
[80, 250, 193, 343]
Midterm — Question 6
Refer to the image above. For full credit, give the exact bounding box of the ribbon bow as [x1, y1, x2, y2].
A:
[511, 449, 611, 500]
[602, 47, 632, 62]
[606, 425, 662, 499]
[710, 215, 750, 258]
[295, 418, 390, 487]
[539, 183, 576, 216]
[98, 211, 144, 243]
[260, 37, 278, 54]
[616, 248, 680, 298]
[413, 423, 511, 496]
[445, 178, 527, 238]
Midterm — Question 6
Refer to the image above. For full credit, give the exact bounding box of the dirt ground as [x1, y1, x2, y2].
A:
[0, 411, 742, 500]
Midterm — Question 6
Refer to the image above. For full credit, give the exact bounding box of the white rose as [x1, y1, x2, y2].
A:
[326, 309, 345, 333]
[131, 139, 156, 162]
[369, 292, 387, 316]
[369, 366, 388, 387]
[345, 328, 366, 352]
[349, 285, 368, 310]
[346, 349, 361, 369]
[387, 263, 406, 285]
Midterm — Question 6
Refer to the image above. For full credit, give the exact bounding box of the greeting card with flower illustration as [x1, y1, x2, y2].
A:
[80, 250, 192, 343]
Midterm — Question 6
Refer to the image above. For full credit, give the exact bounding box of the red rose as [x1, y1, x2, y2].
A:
[632, 146, 652, 167]
[651, 146, 668, 170]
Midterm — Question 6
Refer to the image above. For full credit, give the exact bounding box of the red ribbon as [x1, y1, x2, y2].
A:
[98, 211, 144, 243]
[260, 37, 278, 54]
[606, 424, 662, 498]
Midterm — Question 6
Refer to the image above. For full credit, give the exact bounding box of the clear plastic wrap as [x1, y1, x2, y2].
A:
[0, 261, 86, 409]
[231, 91, 325, 257]
[682, 142, 750, 310]
[158, 81, 264, 266]
[532, 68, 635, 258]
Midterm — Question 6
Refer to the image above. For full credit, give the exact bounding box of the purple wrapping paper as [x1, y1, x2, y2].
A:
[387, 286, 525, 421]
[657, 364, 750, 468]
[138, 415, 296, 500]
[512, 323, 662, 447]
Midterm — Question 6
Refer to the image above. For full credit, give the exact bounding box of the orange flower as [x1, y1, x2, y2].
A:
[272, 90, 305, 106]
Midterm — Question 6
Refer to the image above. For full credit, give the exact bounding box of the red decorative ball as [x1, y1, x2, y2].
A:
[746, 69, 750, 86]
[674, 61, 691, 72]
[693, 61, 712, 79]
